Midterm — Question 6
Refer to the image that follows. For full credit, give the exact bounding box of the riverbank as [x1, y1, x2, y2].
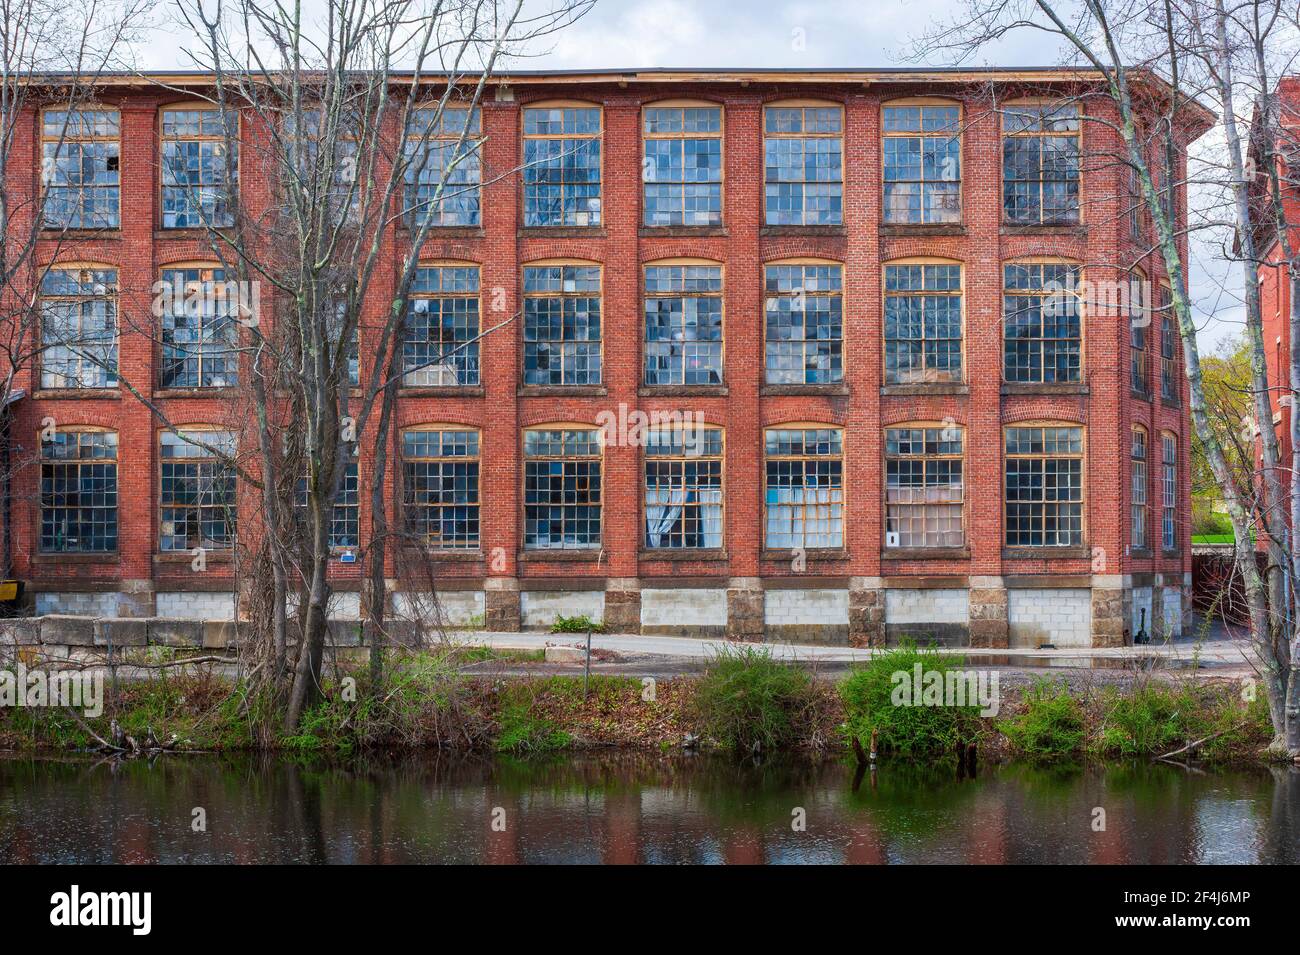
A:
[0, 644, 1278, 763]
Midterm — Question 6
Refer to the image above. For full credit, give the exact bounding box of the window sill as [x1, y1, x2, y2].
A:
[1160, 397, 1181, 409]
[32, 388, 120, 400]
[519, 385, 607, 398]
[759, 225, 845, 237]
[638, 385, 727, 398]
[1000, 223, 1085, 236]
[154, 228, 233, 240]
[880, 383, 968, 397]
[154, 387, 241, 399]
[519, 549, 604, 562]
[32, 553, 120, 564]
[760, 548, 850, 562]
[403, 548, 482, 562]
[1161, 550, 1181, 560]
[1131, 390, 1153, 402]
[400, 386, 484, 398]
[879, 223, 965, 236]
[760, 383, 848, 397]
[638, 549, 728, 561]
[398, 226, 485, 239]
[882, 547, 970, 560]
[1130, 548, 1154, 559]
[1002, 546, 1090, 560]
[638, 225, 728, 237]
[518, 226, 605, 238]
[1000, 382, 1088, 396]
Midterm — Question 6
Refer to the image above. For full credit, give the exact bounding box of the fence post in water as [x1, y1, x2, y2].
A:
[584, 627, 592, 699]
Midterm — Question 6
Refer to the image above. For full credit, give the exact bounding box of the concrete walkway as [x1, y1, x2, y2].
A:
[450, 627, 1257, 668]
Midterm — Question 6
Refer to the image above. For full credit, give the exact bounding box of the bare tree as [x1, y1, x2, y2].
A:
[94, 0, 595, 731]
[919, 0, 1300, 758]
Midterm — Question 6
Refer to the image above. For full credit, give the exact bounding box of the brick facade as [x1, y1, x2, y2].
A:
[3, 69, 1200, 646]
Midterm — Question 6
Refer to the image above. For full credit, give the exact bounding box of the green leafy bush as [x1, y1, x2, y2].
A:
[693, 644, 814, 752]
[839, 644, 985, 757]
[999, 679, 1085, 759]
[549, 614, 605, 634]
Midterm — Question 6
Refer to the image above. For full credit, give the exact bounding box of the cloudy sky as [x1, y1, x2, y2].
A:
[140, 0, 1241, 350]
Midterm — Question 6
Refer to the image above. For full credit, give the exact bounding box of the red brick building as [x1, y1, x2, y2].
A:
[4, 68, 1204, 647]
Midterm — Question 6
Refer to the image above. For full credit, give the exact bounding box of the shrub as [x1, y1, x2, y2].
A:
[839, 644, 985, 757]
[692, 644, 814, 752]
[550, 614, 605, 634]
[999, 679, 1086, 759]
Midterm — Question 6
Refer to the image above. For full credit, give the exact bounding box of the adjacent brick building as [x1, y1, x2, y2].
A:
[4, 68, 1205, 647]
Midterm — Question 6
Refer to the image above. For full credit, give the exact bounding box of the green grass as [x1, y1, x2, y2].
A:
[998, 679, 1086, 759]
[692, 644, 814, 752]
[839, 644, 985, 757]
[549, 614, 605, 634]
[1191, 533, 1234, 544]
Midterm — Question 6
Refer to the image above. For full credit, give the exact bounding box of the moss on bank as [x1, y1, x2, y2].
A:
[0, 646, 1280, 763]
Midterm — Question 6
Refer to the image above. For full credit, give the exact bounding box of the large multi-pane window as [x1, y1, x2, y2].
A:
[1005, 425, 1084, 547]
[764, 262, 842, 385]
[295, 456, 359, 549]
[885, 426, 964, 548]
[405, 106, 481, 227]
[645, 263, 724, 386]
[644, 427, 723, 550]
[41, 110, 120, 229]
[524, 264, 601, 386]
[403, 265, 480, 386]
[523, 105, 602, 227]
[1159, 285, 1178, 401]
[643, 104, 722, 227]
[283, 107, 360, 221]
[884, 262, 962, 385]
[763, 103, 843, 225]
[882, 102, 961, 224]
[160, 429, 237, 551]
[1003, 262, 1082, 383]
[161, 107, 237, 228]
[1162, 433, 1177, 551]
[524, 428, 602, 550]
[1131, 427, 1148, 550]
[1002, 103, 1081, 225]
[159, 266, 240, 388]
[402, 429, 480, 550]
[40, 430, 118, 553]
[764, 427, 844, 549]
[39, 266, 118, 389]
[1130, 272, 1150, 398]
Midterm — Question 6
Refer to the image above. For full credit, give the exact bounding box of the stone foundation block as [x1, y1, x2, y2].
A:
[94, 618, 149, 647]
[726, 581, 764, 641]
[603, 580, 641, 634]
[484, 586, 521, 632]
[40, 615, 95, 647]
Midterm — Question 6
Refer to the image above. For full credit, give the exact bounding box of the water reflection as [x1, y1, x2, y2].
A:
[0, 754, 1294, 864]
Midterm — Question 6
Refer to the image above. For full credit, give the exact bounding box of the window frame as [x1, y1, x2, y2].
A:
[643, 257, 725, 387]
[1131, 426, 1149, 551]
[156, 261, 242, 390]
[1000, 99, 1083, 227]
[880, 97, 963, 225]
[521, 100, 604, 228]
[641, 99, 725, 228]
[39, 107, 121, 231]
[1003, 422, 1087, 549]
[882, 256, 965, 387]
[36, 262, 119, 391]
[522, 423, 604, 552]
[294, 449, 360, 551]
[402, 260, 482, 388]
[1161, 431, 1178, 553]
[1001, 258, 1085, 385]
[761, 257, 844, 388]
[883, 422, 966, 550]
[159, 102, 240, 230]
[1158, 284, 1179, 403]
[158, 426, 238, 553]
[762, 423, 846, 552]
[762, 99, 844, 227]
[404, 102, 482, 228]
[521, 259, 604, 388]
[400, 425, 482, 552]
[38, 426, 119, 554]
[1129, 268, 1151, 400]
[641, 425, 726, 552]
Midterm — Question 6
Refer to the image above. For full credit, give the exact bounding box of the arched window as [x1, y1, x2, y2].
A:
[404, 263, 481, 387]
[159, 428, 237, 552]
[524, 261, 602, 386]
[645, 259, 723, 386]
[1131, 426, 1149, 550]
[1002, 100, 1081, 225]
[41, 108, 120, 229]
[157, 264, 241, 388]
[885, 424, 964, 548]
[523, 102, 602, 227]
[764, 425, 843, 549]
[644, 425, 723, 550]
[405, 104, 481, 226]
[1161, 433, 1178, 552]
[1003, 260, 1082, 384]
[40, 428, 118, 553]
[882, 98, 961, 224]
[642, 101, 723, 227]
[763, 100, 842, 225]
[38, 264, 118, 389]
[884, 258, 962, 385]
[524, 425, 602, 550]
[1005, 424, 1084, 547]
[161, 103, 238, 228]
[401, 427, 480, 550]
